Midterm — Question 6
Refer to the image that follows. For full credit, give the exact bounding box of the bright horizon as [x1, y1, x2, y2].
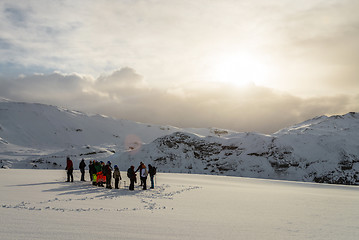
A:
[1, 0, 359, 133]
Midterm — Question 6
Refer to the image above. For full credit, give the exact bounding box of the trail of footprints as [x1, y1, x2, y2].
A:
[2, 184, 201, 213]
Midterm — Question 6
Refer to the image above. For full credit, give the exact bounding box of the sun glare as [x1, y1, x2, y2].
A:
[212, 53, 270, 86]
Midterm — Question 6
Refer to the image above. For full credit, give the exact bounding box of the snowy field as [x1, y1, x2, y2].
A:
[1, 169, 359, 240]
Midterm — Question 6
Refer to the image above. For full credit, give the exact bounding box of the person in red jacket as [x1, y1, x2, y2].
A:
[65, 157, 74, 182]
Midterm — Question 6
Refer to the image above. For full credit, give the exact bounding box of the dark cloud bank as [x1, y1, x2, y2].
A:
[0, 67, 357, 134]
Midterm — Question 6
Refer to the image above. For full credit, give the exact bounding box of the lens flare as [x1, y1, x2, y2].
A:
[125, 134, 142, 154]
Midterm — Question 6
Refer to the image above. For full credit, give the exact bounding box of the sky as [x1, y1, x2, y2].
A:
[0, 0, 359, 134]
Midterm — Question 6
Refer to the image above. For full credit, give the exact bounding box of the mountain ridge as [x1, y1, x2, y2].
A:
[1, 99, 358, 185]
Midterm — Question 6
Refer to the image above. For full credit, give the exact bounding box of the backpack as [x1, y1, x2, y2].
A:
[149, 166, 156, 176]
[127, 168, 131, 178]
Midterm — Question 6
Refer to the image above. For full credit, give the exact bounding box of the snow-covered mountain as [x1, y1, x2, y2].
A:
[1, 98, 359, 185]
[114, 112, 359, 185]
[0, 98, 236, 168]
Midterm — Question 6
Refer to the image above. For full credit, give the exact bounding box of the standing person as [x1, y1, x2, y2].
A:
[148, 164, 156, 189]
[89, 160, 94, 182]
[92, 160, 101, 186]
[104, 161, 112, 189]
[79, 159, 86, 181]
[65, 157, 74, 182]
[98, 161, 106, 187]
[95, 161, 104, 187]
[135, 162, 144, 186]
[127, 165, 136, 190]
[113, 165, 122, 189]
[140, 162, 148, 190]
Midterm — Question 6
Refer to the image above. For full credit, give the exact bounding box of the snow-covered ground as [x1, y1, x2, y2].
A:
[1, 169, 359, 240]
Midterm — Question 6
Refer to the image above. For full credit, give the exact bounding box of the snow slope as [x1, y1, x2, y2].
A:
[0, 99, 215, 148]
[1, 99, 359, 185]
[1, 169, 359, 240]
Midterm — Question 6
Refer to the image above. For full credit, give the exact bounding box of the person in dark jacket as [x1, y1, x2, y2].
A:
[65, 157, 74, 182]
[113, 165, 122, 189]
[148, 164, 156, 189]
[89, 160, 94, 182]
[79, 159, 86, 181]
[127, 165, 136, 190]
[104, 161, 112, 189]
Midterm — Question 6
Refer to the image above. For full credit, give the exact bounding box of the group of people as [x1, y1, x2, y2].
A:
[126, 162, 157, 190]
[65, 157, 156, 190]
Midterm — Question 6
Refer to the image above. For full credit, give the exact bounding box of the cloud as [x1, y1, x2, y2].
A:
[0, 72, 91, 105]
[4, 5, 30, 28]
[1, 0, 359, 97]
[0, 68, 358, 134]
[261, 1, 359, 95]
[1, 1, 359, 133]
[95, 67, 146, 97]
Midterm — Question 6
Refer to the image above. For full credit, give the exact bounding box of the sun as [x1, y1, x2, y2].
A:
[212, 53, 270, 86]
